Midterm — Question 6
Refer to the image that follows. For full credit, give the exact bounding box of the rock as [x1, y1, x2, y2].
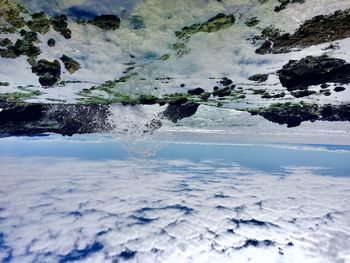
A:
[139, 95, 158, 105]
[290, 89, 316, 98]
[277, 55, 350, 91]
[47, 38, 56, 47]
[187, 87, 205, 95]
[175, 13, 235, 40]
[51, 15, 71, 39]
[250, 102, 350, 127]
[0, 38, 13, 47]
[163, 101, 199, 123]
[31, 59, 61, 86]
[200, 92, 211, 101]
[0, 101, 112, 136]
[60, 55, 80, 74]
[256, 9, 350, 54]
[220, 77, 233, 86]
[248, 74, 269, 82]
[320, 83, 330, 89]
[334, 86, 345, 92]
[213, 86, 233, 97]
[27, 12, 50, 34]
[89, 15, 121, 30]
[245, 17, 260, 27]
[274, 0, 305, 12]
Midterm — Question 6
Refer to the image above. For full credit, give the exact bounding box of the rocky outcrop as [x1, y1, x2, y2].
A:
[51, 15, 72, 39]
[256, 9, 350, 54]
[277, 55, 350, 91]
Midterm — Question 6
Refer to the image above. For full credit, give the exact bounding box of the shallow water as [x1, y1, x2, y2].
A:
[0, 136, 349, 262]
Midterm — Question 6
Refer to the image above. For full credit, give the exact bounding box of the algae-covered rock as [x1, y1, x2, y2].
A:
[245, 17, 260, 27]
[0, 38, 13, 47]
[51, 15, 71, 39]
[27, 12, 50, 34]
[31, 59, 61, 86]
[175, 13, 235, 40]
[0, 0, 26, 33]
[89, 15, 121, 30]
[256, 9, 350, 54]
[60, 55, 80, 74]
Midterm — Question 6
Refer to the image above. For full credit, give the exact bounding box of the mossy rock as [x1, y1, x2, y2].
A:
[175, 13, 235, 40]
[27, 12, 50, 34]
[245, 17, 260, 27]
[60, 55, 80, 74]
[31, 59, 61, 87]
[51, 15, 71, 39]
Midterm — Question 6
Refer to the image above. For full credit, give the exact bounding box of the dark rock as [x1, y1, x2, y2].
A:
[0, 101, 113, 136]
[250, 102, 350, 127]
[334, 86, 345, 92]
[248, 74, 269, 83]
[274, 0, 305, 12]
[0, 38, 12, 47]
[200, 92, 211, 101]
[256, 9, 350, 54]
[290, 89, 316, 98]
[31, 59, 61, 86]
[139, 95, 158, 105]
[320, 83, 330, 89]
[47, 38, 56, 47]
[277, 55, 350, 91]
[187, 87, 205, 95]
[60, 55, 80, 74]
[163, 101, 199, 122]
[89, 15, 121, 30]
[180, 83, 185, 87]
[213, 86, 233, 97]
[220, 77, 233, 86]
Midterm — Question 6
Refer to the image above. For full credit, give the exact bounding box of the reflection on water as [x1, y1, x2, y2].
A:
[0, 137, 349, 262]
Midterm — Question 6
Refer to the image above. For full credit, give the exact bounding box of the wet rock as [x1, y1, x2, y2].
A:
[89, 15, 121, 30]
[334, 86, 345, 92]
[47, 38, 56, 47]
[320, 104, 350, 121]
[60, 55, 80, 74]
[320, 83, 330, 89]
[277, 55, 350, 91]
[0, 101, 112, 136]
[248, 74, 269, 83]
[51, 15, 72, 39]
[187, 87, 205, 95]
[256, 9, 350, 54]
[31, 59, 61, 86]
[163, 101, 199, 123]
